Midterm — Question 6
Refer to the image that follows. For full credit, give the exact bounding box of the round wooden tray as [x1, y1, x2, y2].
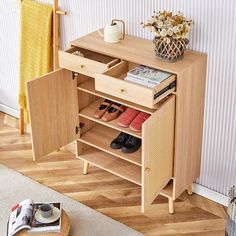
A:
[17, 210, 71, 236]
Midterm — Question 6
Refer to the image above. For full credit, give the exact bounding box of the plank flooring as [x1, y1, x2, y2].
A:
[0, 113, 227, 235]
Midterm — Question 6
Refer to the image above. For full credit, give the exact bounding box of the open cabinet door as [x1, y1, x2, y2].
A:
[142, 95, 175, 212]
[27, 69, 79, 160]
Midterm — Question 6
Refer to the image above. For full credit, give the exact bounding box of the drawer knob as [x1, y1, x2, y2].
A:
[145, 167, 151, 172]
[80, 64, 84, 68]
[120, 88, 125, 93]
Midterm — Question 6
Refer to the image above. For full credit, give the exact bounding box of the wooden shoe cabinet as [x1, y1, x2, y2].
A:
[27, 31, 207, 213]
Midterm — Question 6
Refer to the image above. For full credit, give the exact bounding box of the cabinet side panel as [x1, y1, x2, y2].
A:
[174, 56, 207, 199]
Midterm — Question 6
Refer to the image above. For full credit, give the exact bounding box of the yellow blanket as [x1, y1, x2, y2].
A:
[19, 0, 52, 123]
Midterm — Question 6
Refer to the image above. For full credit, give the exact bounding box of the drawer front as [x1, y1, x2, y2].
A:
[59, 47, 118, 77]
[95, 73, 154, 108]
[94, 61, 176, 108]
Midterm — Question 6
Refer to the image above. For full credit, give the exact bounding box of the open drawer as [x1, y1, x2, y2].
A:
[59, 46, 120, 77]
[94, 61, 176, 108]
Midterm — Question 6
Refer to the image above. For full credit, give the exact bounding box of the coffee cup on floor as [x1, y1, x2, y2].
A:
[39, 204, 53, 218]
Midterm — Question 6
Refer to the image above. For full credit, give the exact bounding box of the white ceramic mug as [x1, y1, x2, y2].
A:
[98, 19, 125, 43]
[39, 204, 53, 218]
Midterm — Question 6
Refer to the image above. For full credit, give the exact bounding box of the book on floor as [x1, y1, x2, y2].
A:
[125, 65, 173, 87]
[7, 199, 61, 236]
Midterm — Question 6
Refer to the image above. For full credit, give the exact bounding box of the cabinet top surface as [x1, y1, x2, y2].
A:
[70, 30, 207, 74]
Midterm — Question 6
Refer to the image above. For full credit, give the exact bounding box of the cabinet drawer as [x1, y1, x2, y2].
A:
[59, 47, 120, 77]
[94, 61, 176, 108]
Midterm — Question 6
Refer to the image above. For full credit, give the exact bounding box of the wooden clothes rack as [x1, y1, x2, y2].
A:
[19, 0, 66, 134]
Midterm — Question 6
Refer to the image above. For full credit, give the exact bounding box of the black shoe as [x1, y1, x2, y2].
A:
[121, 136, 141, 153]
[110, 132, 129, 149]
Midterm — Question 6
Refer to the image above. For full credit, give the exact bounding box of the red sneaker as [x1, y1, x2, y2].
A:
[117, 108, 140, 127]
[129, 112, 151, 132]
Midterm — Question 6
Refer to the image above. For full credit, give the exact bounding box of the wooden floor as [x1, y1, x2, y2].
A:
[0, 113, 227, 235]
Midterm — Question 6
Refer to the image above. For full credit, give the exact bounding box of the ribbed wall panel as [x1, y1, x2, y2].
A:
[0, 0, 235, 196]
[0, 0, 20, 110]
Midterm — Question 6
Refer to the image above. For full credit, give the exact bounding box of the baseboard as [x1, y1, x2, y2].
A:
[0, 106, 30, 132]
[193, 183, 228, 206]
[0, 104, 19, 118]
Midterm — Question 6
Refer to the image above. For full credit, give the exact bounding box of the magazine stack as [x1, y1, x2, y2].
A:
[124, 65, 173, 88]
[7, 199, 61, 236]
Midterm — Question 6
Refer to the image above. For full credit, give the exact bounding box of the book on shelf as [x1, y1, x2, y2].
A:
[124, 65, 173, 87]
[125, 75, 158, 88]
[7, 199, 61, 236]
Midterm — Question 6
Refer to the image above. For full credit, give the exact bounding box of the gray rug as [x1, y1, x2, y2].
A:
[0, 164, 143, 236]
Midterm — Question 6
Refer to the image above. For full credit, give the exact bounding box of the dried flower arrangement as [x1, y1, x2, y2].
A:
[141, 11, 193, 62]
[141, 10, 192, 43]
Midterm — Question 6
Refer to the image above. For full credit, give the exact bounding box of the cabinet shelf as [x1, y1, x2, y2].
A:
[79, 98, 142, 139]
[77, 147, 141, 186]
[78, 80, 156, 115]
[79, 124, 141, 166]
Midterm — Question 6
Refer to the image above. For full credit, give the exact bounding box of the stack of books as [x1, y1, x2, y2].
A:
[124, 65, 173, 88]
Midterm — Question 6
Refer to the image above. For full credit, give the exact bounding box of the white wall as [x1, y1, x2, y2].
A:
[0, 0, 20, 115]
[0, 0, 235, 199]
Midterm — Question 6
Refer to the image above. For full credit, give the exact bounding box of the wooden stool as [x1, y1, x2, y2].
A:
[17, 210, 70, 236]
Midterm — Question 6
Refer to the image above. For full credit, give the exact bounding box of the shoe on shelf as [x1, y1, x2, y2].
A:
[93, 99, 113, 119]
[129, 112, 150, 132]
[121, 135, 141, 153]
[110, 132, 129, 149]
[102, 103, 125, 122]
[117, 108, 140, 127]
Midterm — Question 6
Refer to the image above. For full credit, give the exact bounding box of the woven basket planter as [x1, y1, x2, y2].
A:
[153, 37, 189, 62]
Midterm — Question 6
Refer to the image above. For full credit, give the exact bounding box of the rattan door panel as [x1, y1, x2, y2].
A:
[142, 95, 175, 212]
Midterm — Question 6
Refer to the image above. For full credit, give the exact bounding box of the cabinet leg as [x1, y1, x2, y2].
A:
[19, 108, 24, 135]
[83, 161, 89, 175]
[168, 198, 174, 214]
[187, 184, 193, 195]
